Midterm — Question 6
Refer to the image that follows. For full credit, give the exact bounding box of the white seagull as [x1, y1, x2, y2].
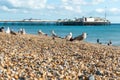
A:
[65, 32, 72, 41]
[22, 28, 26, 34]
[6, 27, 10, 34]
[51, 30, 57, 37]
[38, 30, 46, 35]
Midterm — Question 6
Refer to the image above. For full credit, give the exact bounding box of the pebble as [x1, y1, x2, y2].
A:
[96, 70, 102, 76]
[78, 75, 84, 80]
[95, 76, 102, 80]
[0, 33, 120, 79]
[88, 75, 95, 80]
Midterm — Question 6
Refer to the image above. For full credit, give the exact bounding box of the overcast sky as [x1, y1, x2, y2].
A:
[0, 0, 120, 23]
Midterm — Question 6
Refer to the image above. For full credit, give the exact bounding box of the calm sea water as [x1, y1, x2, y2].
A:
[1, 24, 120, 46]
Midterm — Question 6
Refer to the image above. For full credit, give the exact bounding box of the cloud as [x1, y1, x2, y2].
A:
[61, 0, 104, 5]
[0, 5, 17, 12]
[60, 0, 105, 14]
[62, 0, 68, 2]
[62, 0, 87, 5]
[92, 0, 105, 5]
[111, 0, 119, 2]
[95, 8, 105, 13]
[0, 0, 106, 14]
[61, 0, 84, 13]
[46, 5, 55, 9]
[75, 6, 82, 13]
[70, 0, 87, 5]
[63, 5, 73, 11]
[7, 0, 47, 9]
[109, 8, 120, 14]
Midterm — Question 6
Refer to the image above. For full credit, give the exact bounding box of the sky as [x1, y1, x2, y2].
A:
[0, 0, 120, 23]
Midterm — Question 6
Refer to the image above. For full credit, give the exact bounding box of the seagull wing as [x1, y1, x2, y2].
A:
[73, 34, 83, 41]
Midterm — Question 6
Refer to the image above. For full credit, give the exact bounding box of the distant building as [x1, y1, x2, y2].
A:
[83, 17, 109, 22]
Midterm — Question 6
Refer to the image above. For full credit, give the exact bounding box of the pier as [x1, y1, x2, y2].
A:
[0, 17, 111, 26]
[0, 20, 58, 26]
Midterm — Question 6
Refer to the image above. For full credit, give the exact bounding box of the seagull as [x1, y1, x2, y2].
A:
[0, 27, 4, 32]
[73, 32, 87, 41]
[18, 28, 22, 34]
[18, 28, 26, 34]
[22, 28, 26, 34]
[6, 27, 10, 34]
[51, 30, 58, 37]
[65, 32, 72, 41]
[38, 30, 46, 35]
[107, 40, 112, 46]
[10, 29, 17, 35]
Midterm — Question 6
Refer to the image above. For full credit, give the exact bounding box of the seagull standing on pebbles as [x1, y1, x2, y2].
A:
[73, 32, 87, 41]
[10, 29, 17, 35]
[51, 30, 58, 37]
[0, 27, 4, 32]
[18, 28, 26, 34]
[22, 28, 26, 34]
[107, 40, 112, 46]
[65, 32, 72, 41]
[6, 27, 10, 34]
[38, 30, 46, 35]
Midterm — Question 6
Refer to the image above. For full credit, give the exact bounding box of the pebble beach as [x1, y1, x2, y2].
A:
[0, 33, 120, 80]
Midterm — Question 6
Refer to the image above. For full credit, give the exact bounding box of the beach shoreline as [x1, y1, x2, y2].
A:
[0, 33, 120, 80]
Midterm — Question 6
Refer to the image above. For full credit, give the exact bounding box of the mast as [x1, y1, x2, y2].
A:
[105, 6, 107, 21]
[104, 6, 110, 25]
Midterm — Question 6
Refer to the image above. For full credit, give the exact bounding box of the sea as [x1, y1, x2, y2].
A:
[0, 23, 120, 46]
